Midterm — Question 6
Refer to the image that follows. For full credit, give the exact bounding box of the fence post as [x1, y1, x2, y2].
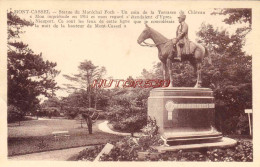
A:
[245, 109, 252, 136]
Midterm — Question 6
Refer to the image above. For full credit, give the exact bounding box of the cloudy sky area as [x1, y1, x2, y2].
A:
[17, 7, 252, 98]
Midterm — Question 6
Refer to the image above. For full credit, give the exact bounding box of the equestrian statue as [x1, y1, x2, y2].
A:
[137, 12, 210, 88]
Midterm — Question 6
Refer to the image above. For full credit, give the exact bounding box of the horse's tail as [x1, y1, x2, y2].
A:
[204, 46, 212, 64]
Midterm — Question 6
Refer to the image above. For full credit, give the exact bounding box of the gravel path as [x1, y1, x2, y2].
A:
[98, 120, 130, 136]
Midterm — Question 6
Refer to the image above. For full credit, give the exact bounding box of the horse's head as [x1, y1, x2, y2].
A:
[137, 24, 151, 45]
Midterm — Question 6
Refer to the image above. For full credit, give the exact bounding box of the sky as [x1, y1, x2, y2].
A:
[16, 7, 252, 99]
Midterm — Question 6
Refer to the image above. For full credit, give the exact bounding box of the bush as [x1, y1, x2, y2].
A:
[51, 109, 60, 117]
[112, 113, 147, 135]
[75, 117, 252, 162]
[236, 114, 250, 135]
[106, 87, 149, 134]
[141, 116, 159, 136]
[107, 105, 126, 122]
[64, 107, 79, 119]
[96, 111, 106, 120]
[108, 97, 147, 134]
[76, 145, 105, 161]
[37, 109, 48, 117]
[99, 134, 163, 161]
[98, 137, 252, 161]
[99, 117, 163, 161]
[75, 136, 252, 161]
[220, 114, 250, 135]
[8, 105, 21, 123]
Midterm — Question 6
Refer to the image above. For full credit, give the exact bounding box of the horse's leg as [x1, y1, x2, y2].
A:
[162, 62, 168, 81]
[189, 58, 198, 87]
[198, 63, 202, 87]
[195, 62, 202, 88]
[167, 58, 173, 87]
[193, 46, 203, 88]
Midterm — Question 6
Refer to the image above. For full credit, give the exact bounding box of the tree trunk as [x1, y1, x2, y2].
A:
[88, 95, 91, 108]
[86, 116, 92, 134]
[19, 113, 22, 126]
[83, 114, 93, 134]
[94, 89, 97, 109]
[88, 86, 92, 108]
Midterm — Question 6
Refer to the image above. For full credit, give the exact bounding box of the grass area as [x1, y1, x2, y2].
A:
[8, 119, 123, 156]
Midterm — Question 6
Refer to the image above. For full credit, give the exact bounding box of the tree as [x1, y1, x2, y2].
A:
[8, 105, 21, 125]
[60, 90, 88, 119]
[7, 11, 60, 121]
[194, 9, 252, 134]
[140, 62, 163, 80]
[40, 97, 61, 117]
[214, 9, 251, 23]
[63, 60, 106, 108]
[63, 61, 106, 134]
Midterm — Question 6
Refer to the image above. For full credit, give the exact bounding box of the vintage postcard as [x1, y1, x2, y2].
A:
[0, 0, 259, 167]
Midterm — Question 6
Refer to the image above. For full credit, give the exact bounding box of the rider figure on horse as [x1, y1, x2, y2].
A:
[175, 11, 190, 61]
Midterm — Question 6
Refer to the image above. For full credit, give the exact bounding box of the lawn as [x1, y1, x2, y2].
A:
[8, 119, 123, 156]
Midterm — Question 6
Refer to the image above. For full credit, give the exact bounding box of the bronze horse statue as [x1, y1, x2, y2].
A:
[137, 24, 210, 88]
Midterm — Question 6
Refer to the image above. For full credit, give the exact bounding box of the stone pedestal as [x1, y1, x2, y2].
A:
[148, 87, 222, 145]
[152, 137, 237, 153]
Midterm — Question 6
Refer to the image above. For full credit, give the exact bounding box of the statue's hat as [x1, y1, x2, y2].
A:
[178, 11, 186, 19]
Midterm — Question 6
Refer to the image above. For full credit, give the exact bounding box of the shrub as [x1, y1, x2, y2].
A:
[8, 105, 21, 123]
[64, 107, 79, 119]
[106, 87, 149, 133]
[141, 116, 159, 137]
[67, 112, 78, 119]
[236, 114, 250, 135]
[108, 99, 147, 134]
[96, 111, 106, 120]
[75, 118, 252, 162]
[99, 135, 163, 161]
[220, 114, 251, 135]
[98, 137, 252, 161]
[112, 113, 147, 136]
[76, 145, 105, 161]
